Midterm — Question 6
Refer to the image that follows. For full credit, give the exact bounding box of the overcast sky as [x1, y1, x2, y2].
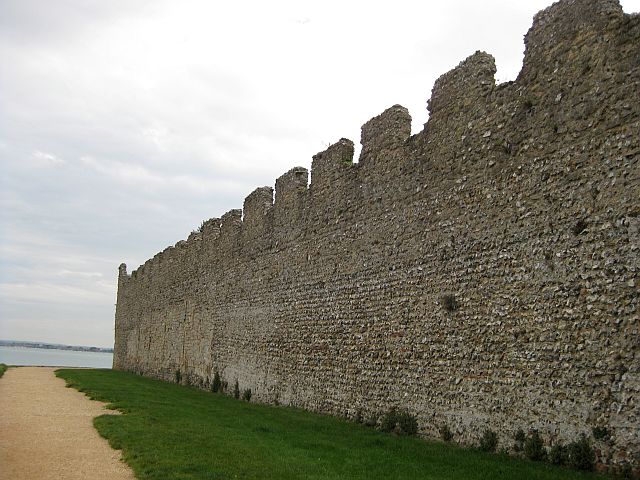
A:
[1, 0, 639, 348]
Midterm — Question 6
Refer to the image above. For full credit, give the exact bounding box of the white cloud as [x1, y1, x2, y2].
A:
[57, 270, 104, 279]
[32, 150, 64, 165]
[0, 281, 113, 306]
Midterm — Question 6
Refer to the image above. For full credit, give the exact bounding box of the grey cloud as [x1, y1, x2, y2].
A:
[0, 0, 159, 45]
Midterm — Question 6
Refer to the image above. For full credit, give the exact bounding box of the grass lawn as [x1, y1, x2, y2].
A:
[57, 369, 608, 480]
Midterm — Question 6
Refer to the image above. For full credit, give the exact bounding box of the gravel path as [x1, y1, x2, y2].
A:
[0, 367, 136, 480]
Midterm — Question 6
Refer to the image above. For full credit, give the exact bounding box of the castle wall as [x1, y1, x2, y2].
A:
[114, 0, 640, 469]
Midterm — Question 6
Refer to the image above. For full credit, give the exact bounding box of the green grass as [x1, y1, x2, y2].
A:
[56, 369, 607, 480]
[0, 363, 7, 377]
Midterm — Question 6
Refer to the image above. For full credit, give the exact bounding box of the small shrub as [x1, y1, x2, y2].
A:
[614, 463, 634, 479]
[441, 294, 459, 312]
[175, 369, 182, 384]
[549, 443, 568, 465]
[380, 407, 418, 436]
[567, 435, 595, 471]
[0, 363, 7, 378]
[381, 408, 398, 433]
[396, 410, 418, 436]
[233, 380, 240, 399]
[354, 409, 363, 424]
[524, 431, 546, 461]
[364, 413, 378, 428]
[242, 388, 252, 402]
[440, 424, 453, 442]
[211, 371, 221, 393]
[592, 426, 609, 441]
[514, 429, 526, 452]
[479, 429, 498, 453]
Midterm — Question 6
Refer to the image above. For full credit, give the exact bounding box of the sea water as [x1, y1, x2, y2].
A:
[0, 346, 113, 368]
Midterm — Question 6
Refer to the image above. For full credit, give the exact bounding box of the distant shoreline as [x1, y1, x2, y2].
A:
[0, 340, 113, 354]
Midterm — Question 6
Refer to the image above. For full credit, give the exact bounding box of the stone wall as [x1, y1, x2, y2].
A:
[114, 0, 640, 470]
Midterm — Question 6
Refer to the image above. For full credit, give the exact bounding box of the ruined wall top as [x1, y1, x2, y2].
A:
[119, 0, 639, 278]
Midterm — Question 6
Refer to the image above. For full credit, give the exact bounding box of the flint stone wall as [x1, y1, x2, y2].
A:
[114, 0, 640, 469]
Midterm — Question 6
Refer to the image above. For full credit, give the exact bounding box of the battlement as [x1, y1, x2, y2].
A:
[114, 0, 640, 471]
[520, 0, 625, 81]
[117, 0, 640, 266]
[310, 138, 354, 191]
[274, 167, 308, 246]
[243, 187, 273, 224]
[200, 218, 221, 238]
[275, 167, 308, 206]
[427, 51, 496, 117]
[359, 105, 411, 164]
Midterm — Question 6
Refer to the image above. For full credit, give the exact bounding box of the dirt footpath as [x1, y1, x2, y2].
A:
[0, 367, 136, 480]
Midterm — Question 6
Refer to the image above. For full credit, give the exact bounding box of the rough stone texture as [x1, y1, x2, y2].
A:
[114, 0, 640, 470]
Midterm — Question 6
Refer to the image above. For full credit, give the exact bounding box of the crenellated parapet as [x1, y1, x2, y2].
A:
[243, 187, 274, 224]
[200, 217, 221, 239]
[359, 105, 411, 165]
[309, 138, 357, 231]
[519, 0, 625, 84]
[218, 209, 243, 257]
[114, 0, 640, 471]
[423, 51, 497, 163]
[427, 51, 495, 120]
[310, 138, 354, 192]
[242, 186, 274, 255]
[117, 263, 129, 286]
[117, 0, 640, 289]
[274, 167, 308, 246]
